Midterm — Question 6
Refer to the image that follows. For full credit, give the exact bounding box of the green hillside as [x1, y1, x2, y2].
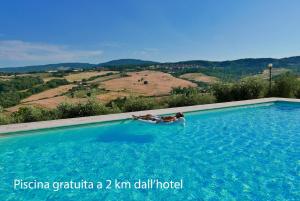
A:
[1, 57, 300, 78]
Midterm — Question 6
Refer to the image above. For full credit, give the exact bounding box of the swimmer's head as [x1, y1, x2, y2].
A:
[175, 112, 184, 118]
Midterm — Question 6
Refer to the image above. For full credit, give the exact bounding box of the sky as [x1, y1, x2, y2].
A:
[0, 0, 300, 67]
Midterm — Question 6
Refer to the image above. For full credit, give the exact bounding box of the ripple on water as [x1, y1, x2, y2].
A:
[0, 102, 300, 200]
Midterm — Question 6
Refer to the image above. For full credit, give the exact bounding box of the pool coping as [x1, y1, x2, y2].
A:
[0, 97, 299, 135]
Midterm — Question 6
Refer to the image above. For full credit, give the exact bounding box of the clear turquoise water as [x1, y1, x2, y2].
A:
[0, 102, 299, 201]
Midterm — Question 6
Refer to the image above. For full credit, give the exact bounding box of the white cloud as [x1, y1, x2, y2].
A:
[0, 40, 103, 64]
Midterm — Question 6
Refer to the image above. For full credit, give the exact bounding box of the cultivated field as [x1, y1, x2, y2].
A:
[0, 76, 11, 81]
[101, 70, 197, 96]
[96, 91, 131, 103]
[42, 77, 64, 82]
[25, 96, 85, 108]
[21, 84, 75, 103]
[7, 95, 86, 112]
[64, 71, 117, 82]
[179, 73, 219, 84]
[4, 70, 198, 111]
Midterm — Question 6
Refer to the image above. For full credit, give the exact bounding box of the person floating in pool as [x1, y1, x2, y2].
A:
[132, 112, 185, 123]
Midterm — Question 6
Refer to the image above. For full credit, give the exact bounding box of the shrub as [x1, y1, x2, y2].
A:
[232, 77, 267, 100]
[171, 87, 200, 96]
[51, 72, 66, 77]
[120, 72, 129, 77]
[212, 77, 267, 102]
[110, 102, 122, 113]
[56, 103, 75, 118]
[0, 92, 23, 108]
[46, 78, 68, 88]
[165, 94, 215, 107]
[0, 77, 69, 108]
[85, 73, 115, 82]
[120, 96, 158, 112]
[0, 113, 12, 125]
[295, 88, 300, 99]
[28, 79, 69, 94]
[212, 83, 234, 102]
[56, 100, 110, 119]
[0, 76, 43, 92]
[11, 106, 56, 123]
[272, 73, 299, 98]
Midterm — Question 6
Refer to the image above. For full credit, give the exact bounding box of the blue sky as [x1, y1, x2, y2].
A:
[0, 0, 300, 67]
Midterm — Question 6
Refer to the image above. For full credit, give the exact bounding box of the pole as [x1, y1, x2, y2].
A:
[268, 63, 273, 95]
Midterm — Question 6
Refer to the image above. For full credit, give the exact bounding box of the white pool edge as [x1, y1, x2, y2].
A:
[1, 97, 299, 135]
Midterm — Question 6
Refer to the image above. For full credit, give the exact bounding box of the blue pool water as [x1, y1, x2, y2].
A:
[0, 102, 299, 201]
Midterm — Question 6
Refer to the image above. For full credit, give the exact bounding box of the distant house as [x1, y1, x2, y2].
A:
[72, 68, 83, 72]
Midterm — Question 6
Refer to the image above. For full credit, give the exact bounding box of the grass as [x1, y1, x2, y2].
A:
[101, 70, 197, 96]
[21, 84, 75, 103]
[179, 73, 219, 83]
[64, 71, 117, 82]
[3, 70, 200, 112]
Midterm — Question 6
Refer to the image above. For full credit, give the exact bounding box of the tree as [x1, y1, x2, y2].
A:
[272, 73, 299, 98]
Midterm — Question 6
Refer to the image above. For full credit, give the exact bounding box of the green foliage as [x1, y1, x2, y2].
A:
[28, 79, 69, 94]
[164, 58, 300, 80]
[165, 87, 216, 107]
[0, 76, 43, 92]
[50, 71, 68, 77]
[120, 72, 129, 77]
[193, 81, 210, 90]
[56, 100, 110, 119]
[110, 96, 159, 112]
[0, 77, 68, 108]
[164, 94, 215, 107]
[1, 71, 299, 126]
[295, 87, 300, 99]
[122, 97, 159, 112]
[11, 106, 56, 123]
[0, 78, 69, 108]
[86, 72, 114, 81]
[109, 102, 122, 113]
[0, 92, 25, 108]
[0, 113, 12, 125]
[0, 106, 10, 125]
[212, 77, 267, 102]
[46, 79, 69, 88]
[232, 77, 267, 100]
[171, 87, 200, 96]
[272, 73, 300, 98]
[212, 83, 234, 102]
[67, 83, 102, 98]
[169, 67, 238, 81]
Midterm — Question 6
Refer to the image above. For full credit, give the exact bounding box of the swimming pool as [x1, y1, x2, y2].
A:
[0, 101, 299, 200]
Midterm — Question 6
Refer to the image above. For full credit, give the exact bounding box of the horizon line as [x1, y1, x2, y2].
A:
[1, 55, 300, 69]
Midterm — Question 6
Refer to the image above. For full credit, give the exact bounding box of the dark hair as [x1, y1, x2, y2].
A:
[175, 112, 184, 118]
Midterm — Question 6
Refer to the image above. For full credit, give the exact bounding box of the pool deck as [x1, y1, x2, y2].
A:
[0, 97, 299, 135]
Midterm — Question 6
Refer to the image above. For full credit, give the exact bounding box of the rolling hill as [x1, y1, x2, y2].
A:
[1, 56, 300, 74]
[166, 56, 300, 73]
[100, 59, 158, 67]
[0, 63, 95, 73]
[0, 59, 158, 73]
